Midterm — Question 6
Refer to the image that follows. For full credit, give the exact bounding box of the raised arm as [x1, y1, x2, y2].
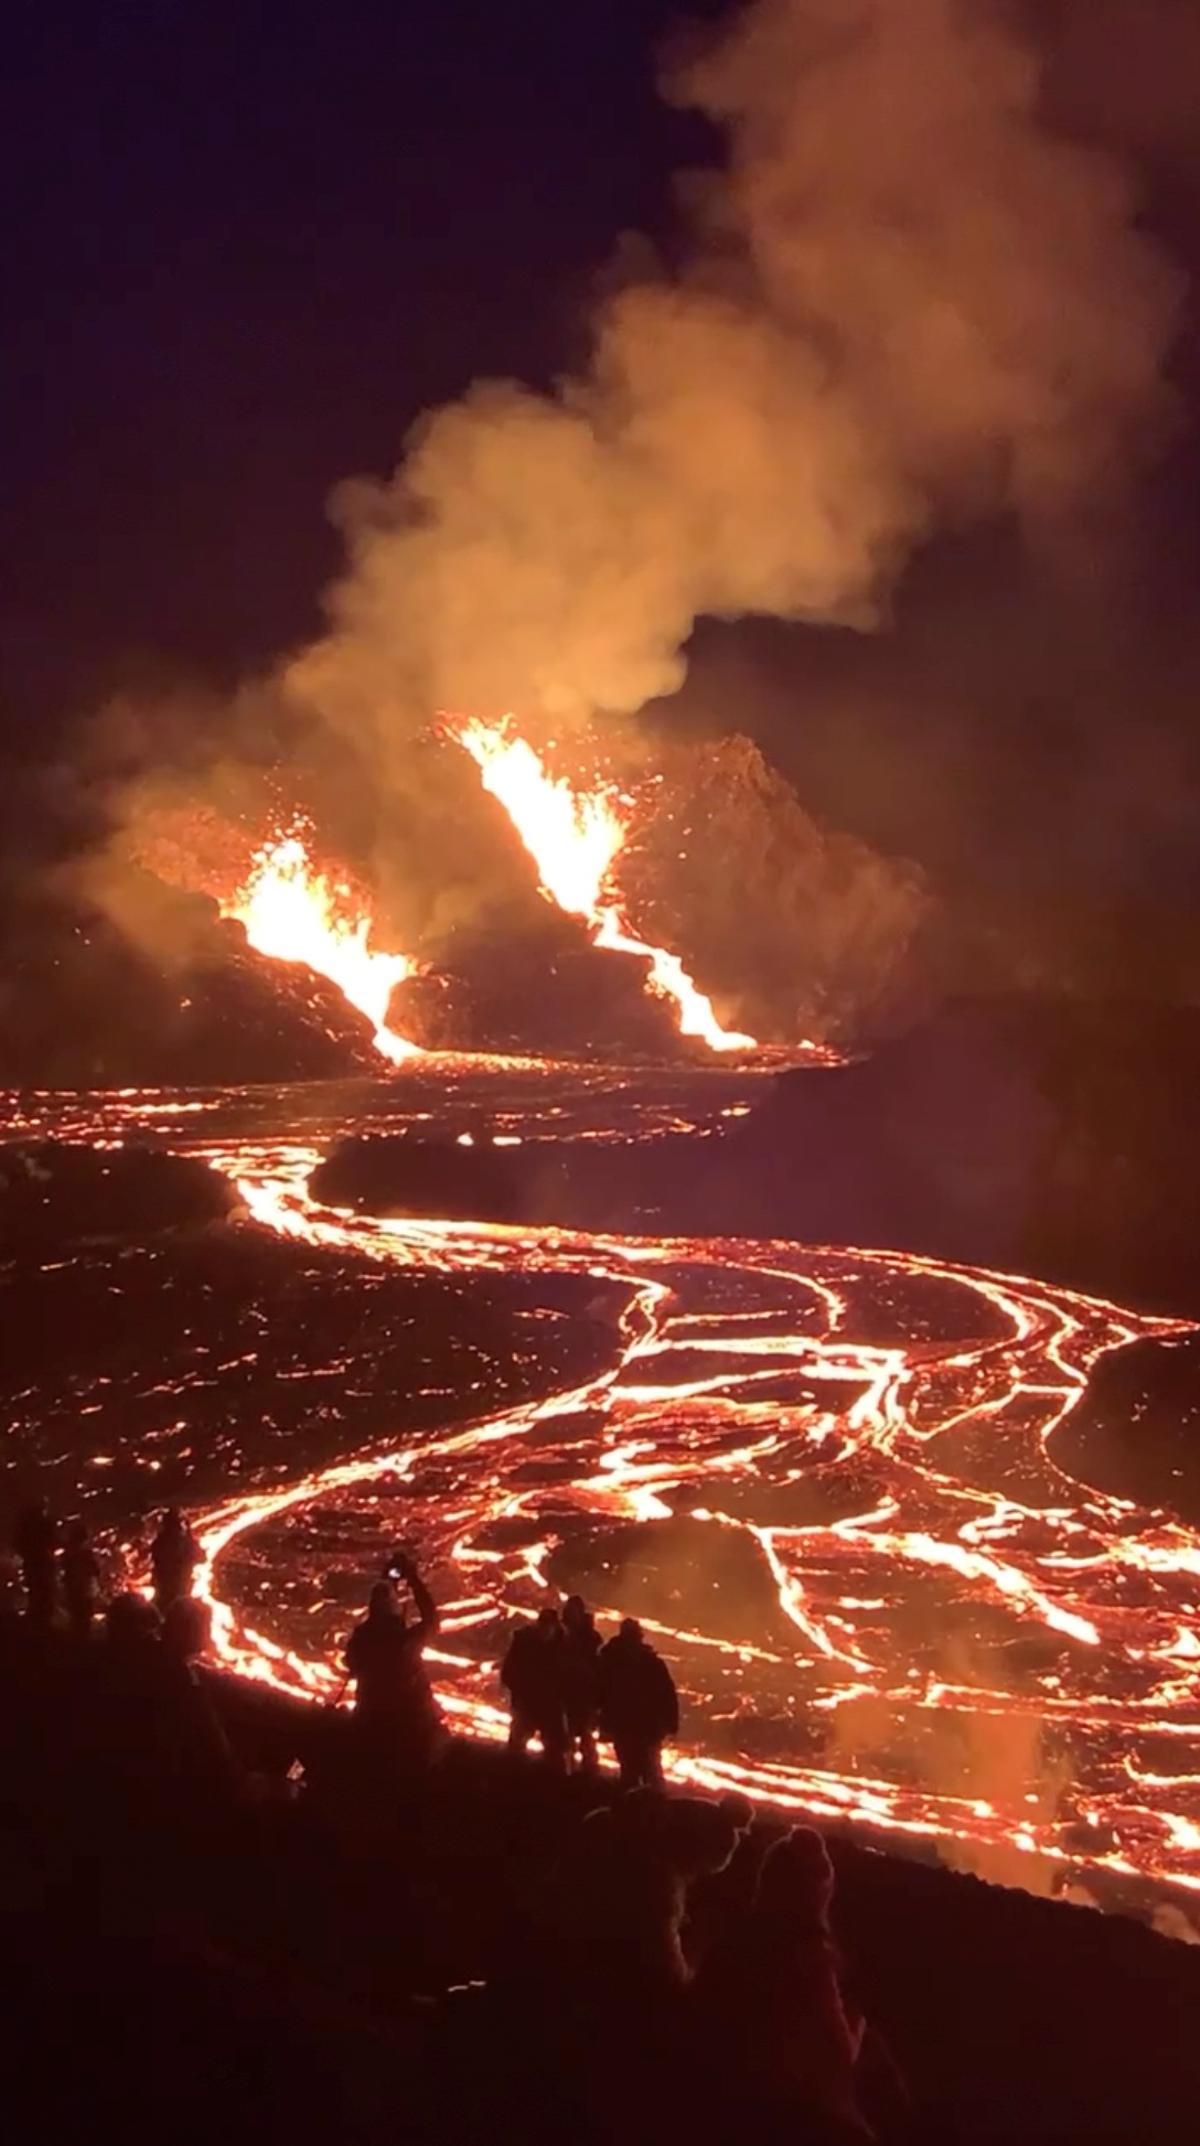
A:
[404, 1559, 439, 1639]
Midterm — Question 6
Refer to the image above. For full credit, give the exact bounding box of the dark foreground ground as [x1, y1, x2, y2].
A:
[2, 1620, 1198, 2146]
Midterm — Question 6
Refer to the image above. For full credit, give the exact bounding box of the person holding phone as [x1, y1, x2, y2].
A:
[343, 1549, 443, 1770]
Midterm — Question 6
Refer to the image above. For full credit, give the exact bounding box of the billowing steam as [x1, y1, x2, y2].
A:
[289, 0, 1179, 745]
[80, 0, 1182, 1050]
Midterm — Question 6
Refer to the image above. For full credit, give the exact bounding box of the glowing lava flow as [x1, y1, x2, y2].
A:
[222, 831, 421, 1064]
[456, 718, 756, 1054]
[172, 1133, 1200, 1916]
[6, 1073, 1199, 1916]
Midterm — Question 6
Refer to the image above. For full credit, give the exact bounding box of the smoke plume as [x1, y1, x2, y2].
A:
[826, 1629, 1075, 1897]
[287, 0, 1179, 751]
[70, 0, 1185, 1054]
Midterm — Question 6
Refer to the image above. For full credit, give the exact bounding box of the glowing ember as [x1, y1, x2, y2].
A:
[222, 831, 420, 1064]
[456, 717, 756, 1054]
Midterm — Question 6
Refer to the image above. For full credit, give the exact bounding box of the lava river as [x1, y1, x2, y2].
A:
[174, 1128, 1200, 1917]
[6, 1075, 1200, 1916]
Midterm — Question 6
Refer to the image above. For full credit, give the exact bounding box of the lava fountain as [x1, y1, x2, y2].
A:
[222, 829, 421, 1065]
[455, 717, 756, 1054]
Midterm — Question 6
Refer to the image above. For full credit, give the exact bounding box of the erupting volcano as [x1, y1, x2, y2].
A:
[220, 828, 422, 1066]
[455, 717, 756, 1054]
[9, 0, 1200, 2071]
[205, 723, 761, 1066]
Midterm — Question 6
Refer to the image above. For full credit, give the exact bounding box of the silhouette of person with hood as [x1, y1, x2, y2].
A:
[91, 1591, 243, 1836]
[14, 1498, 59, 1626]
[149, 1507, 199, 1612]
[343, 1552, 442, 1768]
[587, 1788, 750, 1983]
[691, 1826, 869, 2138]
[501, 1604, 568, 1771]
[561, 1593, 602, 1773]
[598, 1617, 679, 1788]
[522, 1789, 745, 2137]
[683, 1790, 758, 1969]
[159, 1593, 245, 1807]
[61, 1518, 102, 1639]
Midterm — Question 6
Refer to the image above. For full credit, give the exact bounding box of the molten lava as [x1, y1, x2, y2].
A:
[173, 1129, 1198, 1913]
[6, 1070, 1200, 1921]
[222, 830, 420, 1065]
[456, 717, 756, 1054]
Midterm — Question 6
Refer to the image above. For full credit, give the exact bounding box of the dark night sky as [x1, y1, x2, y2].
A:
[2, 2, 703, 721]
[3, 0, 1200, 999]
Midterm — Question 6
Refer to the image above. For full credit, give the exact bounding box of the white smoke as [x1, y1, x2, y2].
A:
[287, 0, 1180, 748]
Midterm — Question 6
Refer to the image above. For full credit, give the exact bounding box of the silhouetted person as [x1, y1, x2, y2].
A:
[564, 1788, 748, 1988]
[691, 1827, 870, 2139]
[104, 1588, 162, 1650]
[343, 1553, 442, 1768]
[94, 1591, 242, 1830]
[89, 1592, 172, 1811]
[598, 1617, 678, 1789]
[550, 1797, 693, 1995]
[501, 1605, 568, 1771]
[61, 1518, 101, 1639]
[525, 1790, 740, 2133]
[561, 1593, 602, 1774]
[162, 1593, 211, 1665]
[149, 1506, 199, 1612]
[158, 1593, 245, 1804]
[14, 1498, 58, 1627]
[684, 1790, 758, 1970]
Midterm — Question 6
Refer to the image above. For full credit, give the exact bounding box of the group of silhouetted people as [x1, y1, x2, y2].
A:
[12, 1510, 683, 1799]
[11, 1497, 199, 1635]
[486, 1781, 899, 2140]
[1, 1494, 903, 2142]
[332, 1571, 898, 2133]
[501, 1599, 679, 1785]
[336, 1564, 681, 1795]
[4, 1496, 256, 1885]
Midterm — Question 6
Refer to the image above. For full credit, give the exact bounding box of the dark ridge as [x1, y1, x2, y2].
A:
[0, 889, 382, 1085]
[755, 994, 1200, 1316]
[309, 1128, 706, 1234]
[0, 1141, 236, 1248]
[315, 1135, 527, 1223]
[317, 994, 1200, 1317]
[391, 905, 689, 1060]
[1053, 1331, 1200, 1526]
